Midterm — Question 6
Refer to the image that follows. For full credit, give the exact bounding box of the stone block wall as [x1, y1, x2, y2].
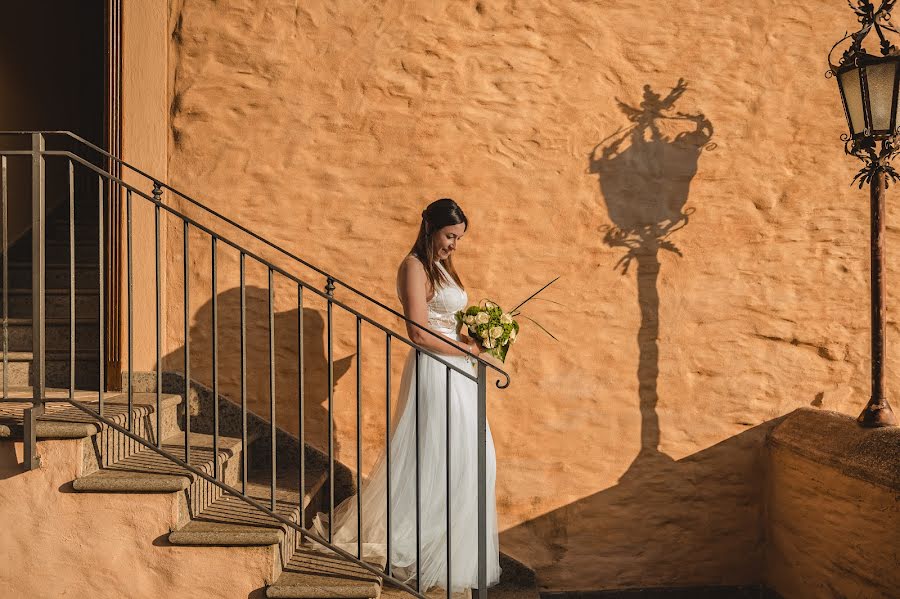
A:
[764, 408, 900, 599]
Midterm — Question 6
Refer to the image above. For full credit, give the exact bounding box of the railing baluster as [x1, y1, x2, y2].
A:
[446, 366, 452, 599]
[68, 160, 75, 402]
[31, 135, 46, 430]
[298, 283, 305, 522]
[269, 267, 276, 511]
[326, 277, 335, 542]
[356, 316, 362, 560]
[97, 173, 104, 417]
[415, 349, 421, 593]
[153, 183, 161, 447]
[385, 333, 392, 578]
[211, 237, 219, 478]
[183, 221, 191, 464]
[477, 363, 487, 599]
[240, 252, 247, 495]
[0, 134, 512, 596]
[2, 155, 8, 401]
[126, 189, 133, 431]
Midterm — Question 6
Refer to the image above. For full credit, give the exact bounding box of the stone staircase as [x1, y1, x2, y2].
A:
[1, 187, 537, 599]
[0, 391, 537, 598]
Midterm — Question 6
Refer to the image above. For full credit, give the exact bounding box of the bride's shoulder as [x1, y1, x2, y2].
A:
[398, 253, 426, 275]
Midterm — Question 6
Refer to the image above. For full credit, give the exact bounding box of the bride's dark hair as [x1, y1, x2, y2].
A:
[410, 198, 467, 291]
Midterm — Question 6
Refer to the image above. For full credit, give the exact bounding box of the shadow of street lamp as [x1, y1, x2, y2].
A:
[589, 79, 713, 459]
[829, 0, 899, 427]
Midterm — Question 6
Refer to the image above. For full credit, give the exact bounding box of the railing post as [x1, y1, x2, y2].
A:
[26, 133, 46, 470]
[153, 181, 162, 447]
[325, 276, 335, 541]
[477, 362, 487, 599]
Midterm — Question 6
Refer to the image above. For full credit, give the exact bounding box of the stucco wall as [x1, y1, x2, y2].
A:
[0, 438, 280, 598]
[122, 0, 170, 372]
[161, 0, 892, 590]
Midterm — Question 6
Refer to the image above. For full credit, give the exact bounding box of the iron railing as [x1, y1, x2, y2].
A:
[0, 131, 510, 599]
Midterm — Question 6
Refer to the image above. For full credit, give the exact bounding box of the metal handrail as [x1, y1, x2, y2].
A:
[0, 131, 511, 389]
[44, 149, 479, 382]
[1, 131, 498, 598]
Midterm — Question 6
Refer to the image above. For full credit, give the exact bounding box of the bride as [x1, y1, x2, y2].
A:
[312, 198, 502, 593]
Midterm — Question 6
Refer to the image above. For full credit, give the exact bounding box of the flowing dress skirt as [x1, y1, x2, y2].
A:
[312, 347, 501, 592]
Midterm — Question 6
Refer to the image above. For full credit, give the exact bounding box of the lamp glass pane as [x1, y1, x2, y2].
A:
[866, 61, 898, 131]
[840, 68, 866, 134]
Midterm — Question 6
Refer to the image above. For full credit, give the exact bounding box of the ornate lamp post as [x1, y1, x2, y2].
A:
[830, 0, 899, 427]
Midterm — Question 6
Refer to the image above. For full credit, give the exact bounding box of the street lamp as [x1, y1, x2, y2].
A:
[830, 0, 899, 427]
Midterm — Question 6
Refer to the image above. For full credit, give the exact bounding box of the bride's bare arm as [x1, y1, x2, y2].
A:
[397, 257, 479, 358]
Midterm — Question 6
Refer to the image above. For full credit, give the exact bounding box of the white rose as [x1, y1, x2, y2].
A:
[480, 329, 490, 339]
[500, 313, 513, 325]
[489, 326, 503, 339]
[484, 337, 496, 349]
[464, 315, 475, 325]
[475, 312, 490, 325]
[484, 301, 496, 309]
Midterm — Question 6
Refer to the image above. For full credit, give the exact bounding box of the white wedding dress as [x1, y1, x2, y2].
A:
[312, 261, 501, 592]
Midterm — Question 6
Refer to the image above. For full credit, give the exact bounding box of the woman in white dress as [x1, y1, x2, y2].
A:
[312, 198, 502, 593]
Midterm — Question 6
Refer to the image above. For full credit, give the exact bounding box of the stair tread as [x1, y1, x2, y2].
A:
[0, 288, 99, 295]
[6, 261, 99, 267]
[0, 392, 181, 439]
[3, 317, 100, 324]
[72, 431, 243, 493]
[169, 466, 329, 546]
[0, 350, 100, 360]
[381, 589, 471, 599]
[267, 547, 383, 598]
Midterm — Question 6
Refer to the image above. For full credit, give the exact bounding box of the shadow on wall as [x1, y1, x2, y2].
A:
[589, 77, 713, 466]
[501, 81, 746, 590]
[501, 421, 775, 590]
[162, 286, 353, 457]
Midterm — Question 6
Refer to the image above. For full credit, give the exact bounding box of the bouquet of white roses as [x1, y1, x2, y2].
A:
[455, 277, 559, 363]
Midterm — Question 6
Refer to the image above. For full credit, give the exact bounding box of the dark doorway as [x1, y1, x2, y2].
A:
[0, 1, 121, 392]
[0, 1, 106, 144]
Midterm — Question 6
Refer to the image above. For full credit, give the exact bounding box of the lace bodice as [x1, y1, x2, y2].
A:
[398, 259, 468, 339]
[427, 262, 468, 338]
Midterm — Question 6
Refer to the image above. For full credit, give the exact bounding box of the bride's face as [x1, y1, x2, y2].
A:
[432, 223, 466, 260]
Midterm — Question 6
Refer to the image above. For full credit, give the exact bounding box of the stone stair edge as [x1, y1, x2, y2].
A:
[168, 468, 329, 547]
[0, 392, 182, 439]
[72, 430, 244, 493]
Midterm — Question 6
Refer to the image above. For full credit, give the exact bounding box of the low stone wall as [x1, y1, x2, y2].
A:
[763, 408, 900, 599]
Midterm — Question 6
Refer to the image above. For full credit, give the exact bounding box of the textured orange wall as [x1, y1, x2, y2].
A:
[162, 0, 893, 590]
[0, 438, 281, 598]
[123, 0, 169, 372]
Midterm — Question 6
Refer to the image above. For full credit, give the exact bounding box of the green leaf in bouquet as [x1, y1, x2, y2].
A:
[509, 276, 560, 315]
[484, 339, 511, 363]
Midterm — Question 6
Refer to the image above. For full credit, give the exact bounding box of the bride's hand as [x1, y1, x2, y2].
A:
[458, 331, 482, 357]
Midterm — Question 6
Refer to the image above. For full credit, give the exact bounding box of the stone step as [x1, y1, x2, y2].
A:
[0, 390, 182, 470]
[0, 350, 100, 388]
[266, 546, 384, 599]
[72, 431, 245, 519]
[169, 465, 328, 544]
[169, 459, 329, 580]
[381, 588, 472, 599]
[0, 389, 179, 438]
[1, 317, 99, 351]
[0, 288, 100, 318]
[3, 261, 99, 288]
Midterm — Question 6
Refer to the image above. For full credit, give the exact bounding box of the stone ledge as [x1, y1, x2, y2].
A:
[766, 407, 900, 490]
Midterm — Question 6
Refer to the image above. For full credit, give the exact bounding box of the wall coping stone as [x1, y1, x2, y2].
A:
[767, 407, 900, 491]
